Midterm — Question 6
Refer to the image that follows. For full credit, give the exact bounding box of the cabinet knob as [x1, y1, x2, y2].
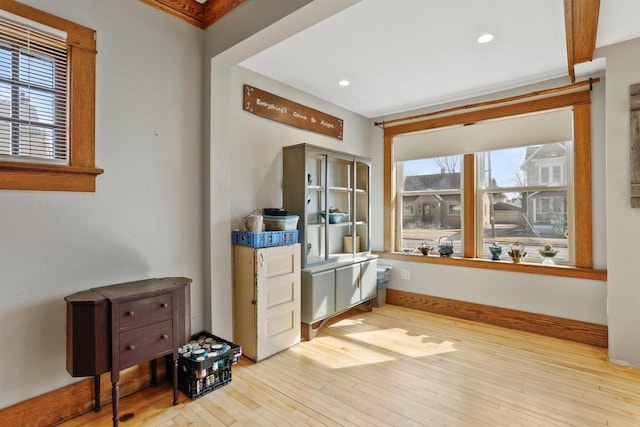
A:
[161, 334, 168, 340]
[251, 300, 257, 305]
[126, 344, 135, 351]
[160, 303, 168, 308]
[126, 311, 134, 317]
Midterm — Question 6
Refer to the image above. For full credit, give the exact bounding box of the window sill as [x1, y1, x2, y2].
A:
[375, 251, 607, 281]
[0, 161, 104, 192]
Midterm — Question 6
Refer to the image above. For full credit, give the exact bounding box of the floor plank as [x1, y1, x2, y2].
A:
[59, 305, 640, 426]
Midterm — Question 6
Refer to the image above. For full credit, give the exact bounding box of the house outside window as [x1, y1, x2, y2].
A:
[398, 156, 463, 254]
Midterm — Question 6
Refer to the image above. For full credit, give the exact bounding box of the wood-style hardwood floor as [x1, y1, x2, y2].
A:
[60, 305, 640, 426]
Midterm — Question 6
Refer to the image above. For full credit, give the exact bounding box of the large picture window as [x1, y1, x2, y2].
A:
[382, 87, 598, 277]
[398, 140, 573, 265]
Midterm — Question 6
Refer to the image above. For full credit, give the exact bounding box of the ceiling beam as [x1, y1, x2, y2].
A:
[139, 0, 244, 29]
[564, 0, 601, 82]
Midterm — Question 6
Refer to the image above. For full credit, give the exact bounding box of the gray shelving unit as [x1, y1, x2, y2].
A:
[283, 143, 377, 340]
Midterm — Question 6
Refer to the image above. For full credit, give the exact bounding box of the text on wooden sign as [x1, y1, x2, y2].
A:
[243, 84, 343, 140]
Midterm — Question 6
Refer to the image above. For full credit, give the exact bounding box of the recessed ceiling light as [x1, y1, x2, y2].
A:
[477, 33, 494, 44]
[338, 79, 350, 87]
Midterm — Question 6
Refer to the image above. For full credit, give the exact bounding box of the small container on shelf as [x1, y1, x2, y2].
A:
[418, 242, 435, 255]
[263, 214, 299, 231]
[262, 208, 288, 216]
[437, 236, 454, 257]
[508, 243, 527, 263]
[319, 211, 348, 224]
[489, 243, 503, 260]
[538, 244, 558, 265]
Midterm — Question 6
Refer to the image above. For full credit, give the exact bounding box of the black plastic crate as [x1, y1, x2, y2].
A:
[178, 362, 232, 400]
[177, 332, 241, 400]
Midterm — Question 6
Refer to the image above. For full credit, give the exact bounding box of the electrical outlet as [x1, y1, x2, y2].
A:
[401, 269, 411, 280]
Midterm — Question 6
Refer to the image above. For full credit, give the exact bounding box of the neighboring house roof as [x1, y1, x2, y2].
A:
[523, 142, 567, 165]
[494, 201, 522, 211]
[404, 172, 461, 191]
[440, 194, 460, 203]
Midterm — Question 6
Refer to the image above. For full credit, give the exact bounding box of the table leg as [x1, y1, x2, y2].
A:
[151, 359, 157, 387]
[94, 375, 101, 412]
[111, 380, 119, 426]
[172, 358, 178, 405]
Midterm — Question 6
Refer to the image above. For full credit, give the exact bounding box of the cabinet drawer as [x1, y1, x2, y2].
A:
[119, 320, 173, 369]
[118, 294, 173, 329]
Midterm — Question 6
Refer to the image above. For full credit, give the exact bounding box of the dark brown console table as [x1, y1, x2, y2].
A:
[65, 277, 191, 426]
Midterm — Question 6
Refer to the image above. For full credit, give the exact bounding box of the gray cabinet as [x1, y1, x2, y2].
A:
[336, 263, 360, 312]
[300, 257, 377, 340]
[283, 143, 376, 340]
[360, 258, 377, 301]
[301, 269, 335, 324]
[283, 143, 371, 268]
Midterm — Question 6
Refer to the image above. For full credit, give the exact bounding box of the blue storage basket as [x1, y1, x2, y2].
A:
[232, 230, 298, 248]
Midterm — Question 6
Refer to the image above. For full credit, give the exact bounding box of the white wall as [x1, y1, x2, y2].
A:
[597, 37, 640, 366]
[209, 63, 373, 339]
[370, 77, 608, 326]
[0, 0, 204, 408]
[203, 0, 318, 333]
[206, 0, 366, 339]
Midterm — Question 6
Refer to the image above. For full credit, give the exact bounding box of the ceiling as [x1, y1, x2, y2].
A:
[239, 0, 640, 119]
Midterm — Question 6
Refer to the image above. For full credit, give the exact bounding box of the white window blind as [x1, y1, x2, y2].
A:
[393, 109, 574, 161]
[0, 12, 68, 163]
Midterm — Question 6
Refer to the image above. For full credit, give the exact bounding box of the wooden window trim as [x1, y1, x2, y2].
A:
[382, 88, 605, 281]
[0, 0, 103, 192]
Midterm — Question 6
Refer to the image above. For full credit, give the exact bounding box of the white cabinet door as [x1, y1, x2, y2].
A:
[301, 269, 335, 323]
[255, 245, 300, 361]
[335, 263, 361, 312]
[360, 258, 377, 301]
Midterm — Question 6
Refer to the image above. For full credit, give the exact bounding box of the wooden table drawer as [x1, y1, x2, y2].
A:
[118, 294, 173, 329]
[118, 320, 173, 369]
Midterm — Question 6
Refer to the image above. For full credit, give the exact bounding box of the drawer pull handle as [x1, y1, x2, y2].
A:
[126, 344, 135, 351]
[161, 334, 168, 340]
[160, 303, 168, 308]
[126, 311, 134, 317]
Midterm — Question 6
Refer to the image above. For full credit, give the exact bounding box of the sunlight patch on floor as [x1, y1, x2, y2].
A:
[343, 327, 458, 358]
[290, 317, 461, 370]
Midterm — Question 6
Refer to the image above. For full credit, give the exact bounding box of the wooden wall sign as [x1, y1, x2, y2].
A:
[243, 84, 343, 140]
[631, 83, 640, 207]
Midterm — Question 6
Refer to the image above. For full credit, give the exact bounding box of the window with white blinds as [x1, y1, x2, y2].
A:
[0, 14, 68, 163]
